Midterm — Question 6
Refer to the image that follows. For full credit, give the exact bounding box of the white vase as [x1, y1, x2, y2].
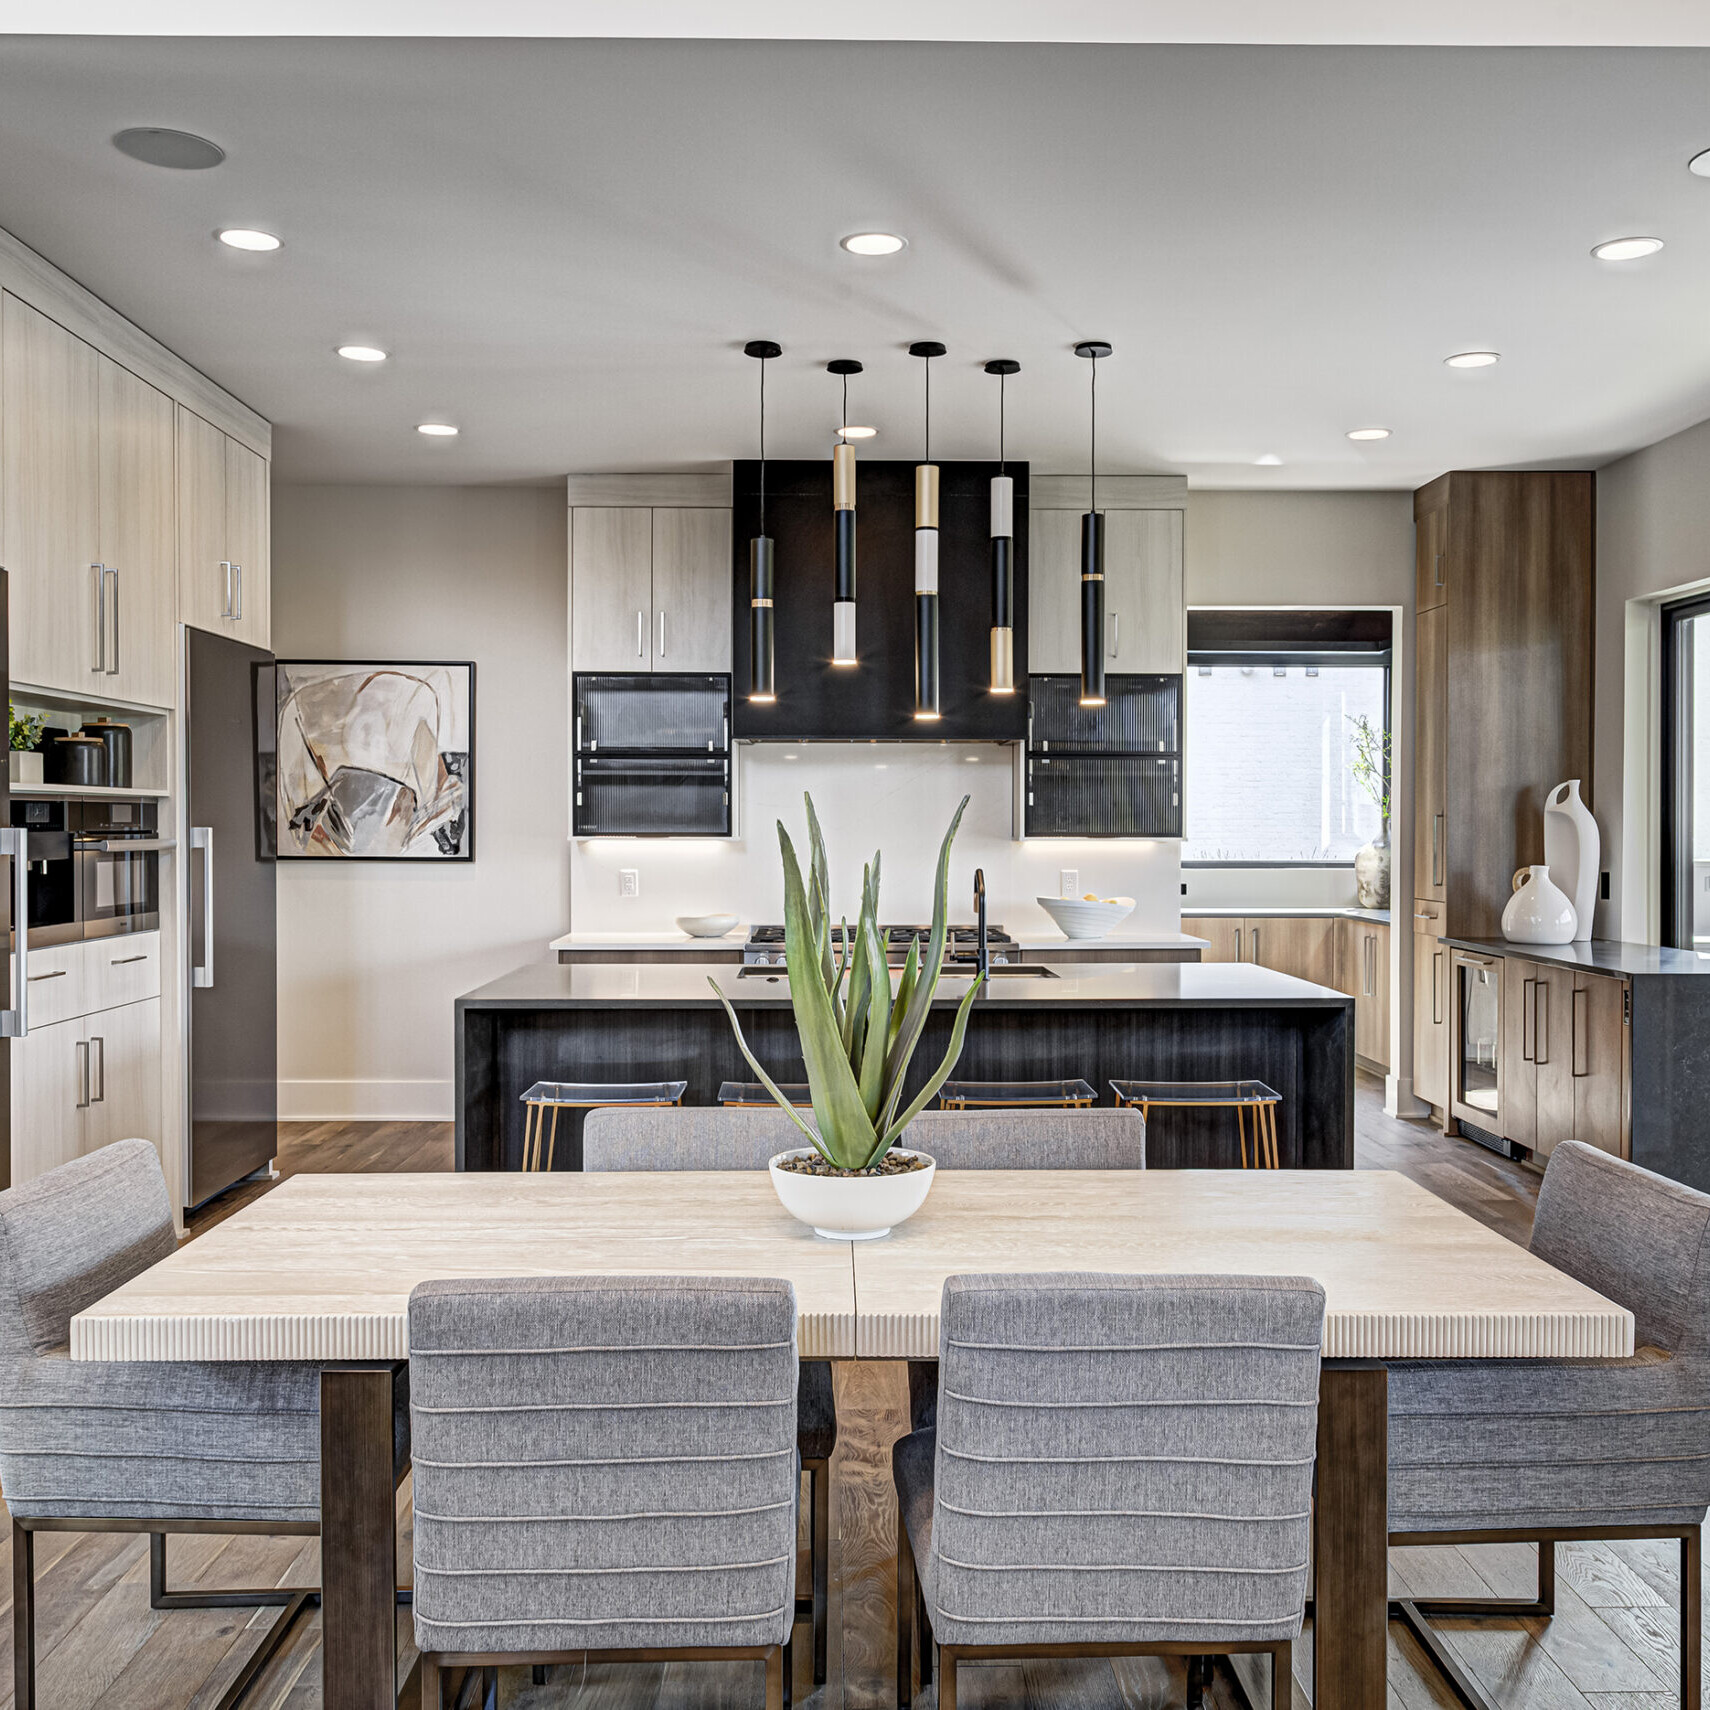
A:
[1544, 779, 1599, 941]
[769, 1148, 936, 1240]
[7, 751, 41, 786]
[1501, 864, 1578, 945]
[1354, 833, 1391, 909]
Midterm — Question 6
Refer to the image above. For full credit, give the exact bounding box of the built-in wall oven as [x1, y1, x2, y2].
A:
[9, 797, 165, 946]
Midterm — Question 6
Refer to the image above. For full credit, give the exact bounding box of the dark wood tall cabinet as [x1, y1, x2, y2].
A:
[1411, 470, 1595, 1119]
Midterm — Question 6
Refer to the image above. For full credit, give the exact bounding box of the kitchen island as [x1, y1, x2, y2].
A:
[456, 961, 1353, 1173]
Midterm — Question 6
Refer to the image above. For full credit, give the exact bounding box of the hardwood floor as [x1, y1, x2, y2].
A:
[4, 1082, 1694, 1710]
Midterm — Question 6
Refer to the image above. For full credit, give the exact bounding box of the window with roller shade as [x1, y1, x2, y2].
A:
[1182, 610, 1392, 866]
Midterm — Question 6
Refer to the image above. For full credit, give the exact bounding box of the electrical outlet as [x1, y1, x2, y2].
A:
[1060, 869, 1079, 898]
[619, 868, 640, 899]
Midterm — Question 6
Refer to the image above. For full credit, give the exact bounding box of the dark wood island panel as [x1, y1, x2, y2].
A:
[456, 962, 1354, 1175]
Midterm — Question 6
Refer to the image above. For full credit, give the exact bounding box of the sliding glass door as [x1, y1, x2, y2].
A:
[1663, 595, 1710, 949]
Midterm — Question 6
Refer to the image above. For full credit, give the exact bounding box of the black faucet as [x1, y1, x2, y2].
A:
[974, 868, 988, 982]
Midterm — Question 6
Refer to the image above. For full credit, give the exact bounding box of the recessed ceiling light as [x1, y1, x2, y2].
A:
[1254, 454, 1284, 466]
[840, 232, 906, 256]
[337, 345, 388, 363]
[1591, 236, 1663, 262]
[1347, 427, 1391, 441]
[1690, 149, 1710, 177]
[1445, 351, 1500, 368]
[416, 422, 458, 437]
[216, 228, 281, 252]
[113, 127, 224, 170]
[838, 425, 877, 440]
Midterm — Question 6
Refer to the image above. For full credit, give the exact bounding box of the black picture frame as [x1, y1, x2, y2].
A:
[273, 659, 476, 861]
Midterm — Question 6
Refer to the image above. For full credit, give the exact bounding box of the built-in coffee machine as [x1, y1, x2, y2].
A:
[8, 797, 165, 946]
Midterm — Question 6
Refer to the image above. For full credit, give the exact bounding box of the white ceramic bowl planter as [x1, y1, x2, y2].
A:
[676, 913, 740, 938]
[770, 1148, 937, 1240]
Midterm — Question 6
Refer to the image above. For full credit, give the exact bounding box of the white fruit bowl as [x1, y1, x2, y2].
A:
[1038, 895, 1136, 940]
[676, 913, 740, 939]
[769, 1148, 937, 1240]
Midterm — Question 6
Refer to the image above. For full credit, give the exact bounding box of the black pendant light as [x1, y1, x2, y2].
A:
[984, 359, 1020, 694]
[744, 340, 781, 703]
[1075, 340, 1112, 707]
[910, 341, 946, 721]
[827, 359, 863, 666]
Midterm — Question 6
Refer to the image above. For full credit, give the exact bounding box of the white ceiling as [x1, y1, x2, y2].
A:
[0, 35, 1708, 488]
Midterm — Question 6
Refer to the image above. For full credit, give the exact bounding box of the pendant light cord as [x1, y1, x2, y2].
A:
[758, 352, 767, 536]
[842, 372, 848, 433]
[1090, 350, 1098, 515]
[999, 371, 1006, 474]
[924, 353, 931, 464]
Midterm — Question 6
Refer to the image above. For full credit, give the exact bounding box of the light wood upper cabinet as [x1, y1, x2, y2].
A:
[1029, 505, 1185, 676]
[650, 508, 731, 672]
[571, 507, 654, 670]
[2, 293, 100, 695]
[96, 356, 175, 706]
[1415, 494, 1446, 613]
[177, 404, 271, 648]
[1414, 602, 1447, 902]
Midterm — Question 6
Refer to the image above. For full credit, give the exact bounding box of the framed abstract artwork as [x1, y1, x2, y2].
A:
[274, 660, 475, 860]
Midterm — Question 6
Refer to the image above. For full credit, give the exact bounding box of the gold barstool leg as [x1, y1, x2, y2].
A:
[1237, 1103, 1249, 1169]
[1266, 1102, 1280, 1168]
[546, 1104, 561, 1172]
[522, 1102, 538, 1172]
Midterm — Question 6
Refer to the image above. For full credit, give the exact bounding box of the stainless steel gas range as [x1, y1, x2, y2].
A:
[741, 922, 1017, 970]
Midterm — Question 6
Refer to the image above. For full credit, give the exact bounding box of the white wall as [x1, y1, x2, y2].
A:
[272, 484, 568, 1120]
[1593, 414, 1710, 942]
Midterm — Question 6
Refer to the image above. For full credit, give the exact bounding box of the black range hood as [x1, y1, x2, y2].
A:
[731, 458, 1029, 741]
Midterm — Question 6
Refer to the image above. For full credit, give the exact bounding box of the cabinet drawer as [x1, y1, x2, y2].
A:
[22, 942, 87, 1029]
[89, 935, 160, 1010]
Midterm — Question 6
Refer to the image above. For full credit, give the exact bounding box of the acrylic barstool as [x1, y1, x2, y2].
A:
[1110, 1078, 1284, 1168]
[518, 1081, 688, 1172]
[717, 1081, 814, 1108]
[937, 1078, 1097, 1110]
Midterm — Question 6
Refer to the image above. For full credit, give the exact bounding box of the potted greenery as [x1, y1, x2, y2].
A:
[8, 705, 44, 787]
[1347, 713, 1391, 909]
[712, 793, 983, 1239]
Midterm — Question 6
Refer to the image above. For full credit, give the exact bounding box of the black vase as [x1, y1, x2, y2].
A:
[79, 718, 132, 789]
[51, 735, 106, 788]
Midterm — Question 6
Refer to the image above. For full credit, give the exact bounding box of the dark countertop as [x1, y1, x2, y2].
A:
[1443, 937, 1710, 978]
[458, 959, 1353, 1012]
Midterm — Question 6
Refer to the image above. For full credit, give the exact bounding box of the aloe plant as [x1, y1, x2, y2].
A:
[711, 793, 984, 1171]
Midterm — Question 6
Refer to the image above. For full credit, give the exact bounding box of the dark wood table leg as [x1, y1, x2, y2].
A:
[322, 1366, 401, 1710]
[1313, 1361, 1388, 1710]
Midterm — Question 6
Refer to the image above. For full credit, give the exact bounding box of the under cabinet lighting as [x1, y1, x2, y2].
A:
[217, 228, 281, 252]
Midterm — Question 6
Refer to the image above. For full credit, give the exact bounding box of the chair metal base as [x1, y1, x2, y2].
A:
[896, 1505, 1291, 1710]
[1383, 1525, 1701, 1710]
[421, 1638, 793, 1710]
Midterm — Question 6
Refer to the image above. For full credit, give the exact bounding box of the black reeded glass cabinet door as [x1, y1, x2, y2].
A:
[1025, 673, 1183, 837]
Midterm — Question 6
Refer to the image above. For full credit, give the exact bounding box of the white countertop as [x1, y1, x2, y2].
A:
[552, 927, 1207, 952]
[1183, 906, 1391, 924]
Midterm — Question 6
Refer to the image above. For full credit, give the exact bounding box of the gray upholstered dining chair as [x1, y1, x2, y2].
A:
[892, 1272, 1325, 1710]
[1387, 1140, 1710, 1710]
[0, 1139, 411, 1710]
[410, 1275, 799, 1710]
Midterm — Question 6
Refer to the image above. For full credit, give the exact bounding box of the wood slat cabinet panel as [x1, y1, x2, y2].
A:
[96, 355, 176, 706]
[1026, 509, 1081, 675]
[1181, 915, 1245, 964]
[650, 508, 731, 672]
[1412, 899, 1449, 1111]
[2, 292, 100, 694]
[1414, 602, 1447, 903]
[570, 506, 654, 670]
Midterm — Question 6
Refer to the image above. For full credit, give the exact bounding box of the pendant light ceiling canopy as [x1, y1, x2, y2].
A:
[1075, 340, 1112, 708]
[828, 359, 863, 666]
[984, 359, 1020, 695]
[910, 341, 946, 721]
[744, 340, 780, 704]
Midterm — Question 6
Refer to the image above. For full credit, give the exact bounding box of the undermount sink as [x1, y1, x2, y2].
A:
[951, 964, 1059, 978]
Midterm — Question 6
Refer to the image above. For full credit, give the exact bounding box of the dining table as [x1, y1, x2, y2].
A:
[70, 1167, 1634, 1710]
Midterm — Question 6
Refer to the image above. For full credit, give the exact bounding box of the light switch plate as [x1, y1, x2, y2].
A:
[1060, 869, 1079, 898]
[619, 868, 640, 898]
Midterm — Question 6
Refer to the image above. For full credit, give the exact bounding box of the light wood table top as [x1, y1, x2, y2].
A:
[71, 1173, 858, 1362]
[72, 1169, 1631, 1367]
[851, 1170, 1634, 1360]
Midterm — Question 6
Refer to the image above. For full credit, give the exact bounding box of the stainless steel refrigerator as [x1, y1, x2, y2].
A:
[184, 626, 276, 1207]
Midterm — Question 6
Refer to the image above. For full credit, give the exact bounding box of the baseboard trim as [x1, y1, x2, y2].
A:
[279, 1080, 452, 1123]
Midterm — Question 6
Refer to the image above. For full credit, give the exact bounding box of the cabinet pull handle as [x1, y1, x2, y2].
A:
[1250, 926, 1260, 964]
[107, 566, 120, 676]
[26, 970, 65, 982]
[659, 609, 667, 657]
[220, 561, 233, 620]
[1534, 980, 1549, 1066]
[190, 826, 215, 989]
[92, 1034, 105, 1103]
[1363, 934, 1374, 997]
[91, 563, 106, 672]
[1431, 812, 1444, 886]
[1434, 550, 1444, 589]
[76, 1039, 90, 1110]
[1572, 987, 1588, 1078]
[232, 563, 243, 621]
[0, 827, 28, 1038]
[1432, 950, 1443, 1025]
[1521, 976, 1535, 1061]
[110, 954, 147, 966]
[1108, 611, 1119, 659]
[1233, 927, 1242, 960]
[1414, 910, 1438, 921]
[637, 610, 645, 658]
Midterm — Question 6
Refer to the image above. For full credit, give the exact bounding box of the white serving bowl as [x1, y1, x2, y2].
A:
[1037, 895, 1136, 940]
[769, 1148, 937, 1240]
[676, 913, 740, 939]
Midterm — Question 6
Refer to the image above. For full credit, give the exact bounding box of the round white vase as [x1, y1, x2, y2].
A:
[769, 1148, 936, 1240]
[1501, 864, 1578, 945]
[1354, 834, 1391, 909]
